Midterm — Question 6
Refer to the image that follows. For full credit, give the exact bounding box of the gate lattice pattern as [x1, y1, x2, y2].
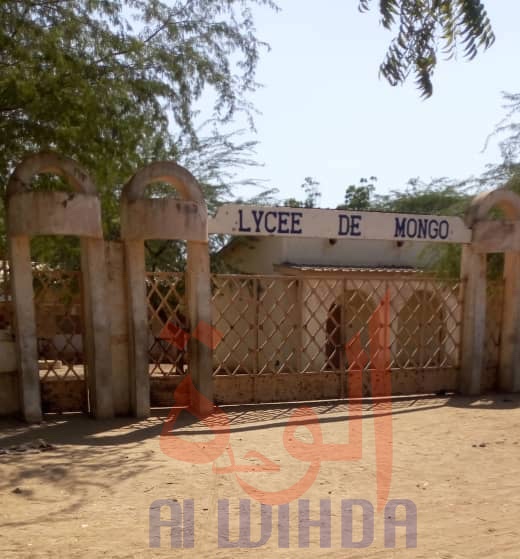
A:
[33, 269, 85, 381]
[211, 275, 462, 377]
[146, 272, 188, 376]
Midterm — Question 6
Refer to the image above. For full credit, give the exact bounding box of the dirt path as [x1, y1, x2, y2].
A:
[1, 394, 519, 558]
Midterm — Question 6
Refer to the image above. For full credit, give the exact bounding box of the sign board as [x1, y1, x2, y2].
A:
[208, 204, 472, 244]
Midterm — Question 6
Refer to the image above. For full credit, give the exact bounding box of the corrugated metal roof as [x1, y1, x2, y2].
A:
[278, 263, 421, 274]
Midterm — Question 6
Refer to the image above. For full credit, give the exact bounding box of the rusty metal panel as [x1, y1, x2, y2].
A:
[211, 274, 463, 402]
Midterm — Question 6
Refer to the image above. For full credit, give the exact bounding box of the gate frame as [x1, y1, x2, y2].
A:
[461, 188, 520, 394]
[121, 161, 212, 417]
[6, 152, 113, 422]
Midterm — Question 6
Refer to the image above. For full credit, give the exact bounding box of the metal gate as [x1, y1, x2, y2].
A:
[33, 269, 88, 413]
[145, 272, 469, 405]
[146, 272, 188, 406]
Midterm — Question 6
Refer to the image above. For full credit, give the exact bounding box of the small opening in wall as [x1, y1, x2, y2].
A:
[396, 241, 404, 248]
[328, 239, 337, 245]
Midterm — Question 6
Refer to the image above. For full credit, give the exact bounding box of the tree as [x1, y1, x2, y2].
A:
[284, 177, 321, 208]
[0, 0, 277, 269]
[375, 177, 470, 215]
[360, 0, 495, 97]
[337, 176, 377, 210]
[368, 177, 472, 277]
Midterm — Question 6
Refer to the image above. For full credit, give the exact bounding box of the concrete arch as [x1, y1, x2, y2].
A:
[465, 187, 520, 226]
[461, 186, 520, 396]
[6, 152, 112, 422]
[121, 161, 212, 417]
[122, 161, 205, 204]
[7, 151, 96, 197]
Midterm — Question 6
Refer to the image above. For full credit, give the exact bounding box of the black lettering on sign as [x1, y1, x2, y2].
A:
[238, 209, 305, 235]
[238, 209, 251, 232]
[338, 214, 363, 237]
[394, 217, 450, 240]
[264, 211, 277, 233]
[278, 211, 290, 234]
[290, 212, 303, 234]
[394, 217, 406, 238]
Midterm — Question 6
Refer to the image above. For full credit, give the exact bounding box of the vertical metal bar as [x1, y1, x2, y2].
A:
[254, 277, 259, 375]
[339, 278, 346, 398]
[296, 278, 303, 373]
[418, 286, 425, 370]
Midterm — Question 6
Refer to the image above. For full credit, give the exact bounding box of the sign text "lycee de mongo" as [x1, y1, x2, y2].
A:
[208, 205, 472, 244]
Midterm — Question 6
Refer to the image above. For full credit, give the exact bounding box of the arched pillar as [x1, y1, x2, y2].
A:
[462, 188, 520, 394]
[6, 152, 114, 421]
[121, 162, 211, 417]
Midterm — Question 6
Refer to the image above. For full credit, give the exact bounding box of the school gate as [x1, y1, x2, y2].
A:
[1, 153, 519, 421]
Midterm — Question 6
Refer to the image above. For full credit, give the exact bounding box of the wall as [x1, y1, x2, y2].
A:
[221, 236, 425, 274]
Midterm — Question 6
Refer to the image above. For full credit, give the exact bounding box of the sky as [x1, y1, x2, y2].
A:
[216, 1, 520, 209]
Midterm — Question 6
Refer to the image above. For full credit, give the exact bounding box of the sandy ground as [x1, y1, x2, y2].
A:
[1, 393, 520, 558]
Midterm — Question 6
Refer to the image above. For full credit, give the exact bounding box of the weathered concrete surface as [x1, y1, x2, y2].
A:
[466, 187, 520, 394]
[472, 220, 520, 253]
[499, 253, 520, 392]
[8, 192, 103, 239]
[80, 238, 114, 419]
[122, 161, 205, 204]
[466, 188, 520, 226]
[6, 152, 113, 421]
[7, 235, 42, 422]
[186, 242, 213, 415]
[124, 240, 150, 418]
[121, 160, 211, 417]
[106, 242, 131, 415]
[459, 245, 487, 395]
[7, 151, 96, 196]
[121, 199, 206, 241]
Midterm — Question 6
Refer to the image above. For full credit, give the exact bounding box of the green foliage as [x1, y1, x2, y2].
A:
[374, 177, 471, 215]
[283, 177, 321, 209]
[0, 0, 277, 269]
[337, 176, 377, 210]
[359, 0, 495, 97]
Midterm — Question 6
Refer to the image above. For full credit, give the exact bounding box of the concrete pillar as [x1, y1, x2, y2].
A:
[459, 245, 487, 395]
[121, 161, 213, 417]
[106, 242, 131, 415]
[124, 240, 150, 418]
[80, 238, 114, 418]
[187, 242, 213, 416]
[8, 236, 42, 422]
[499, 252, 520, 391]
